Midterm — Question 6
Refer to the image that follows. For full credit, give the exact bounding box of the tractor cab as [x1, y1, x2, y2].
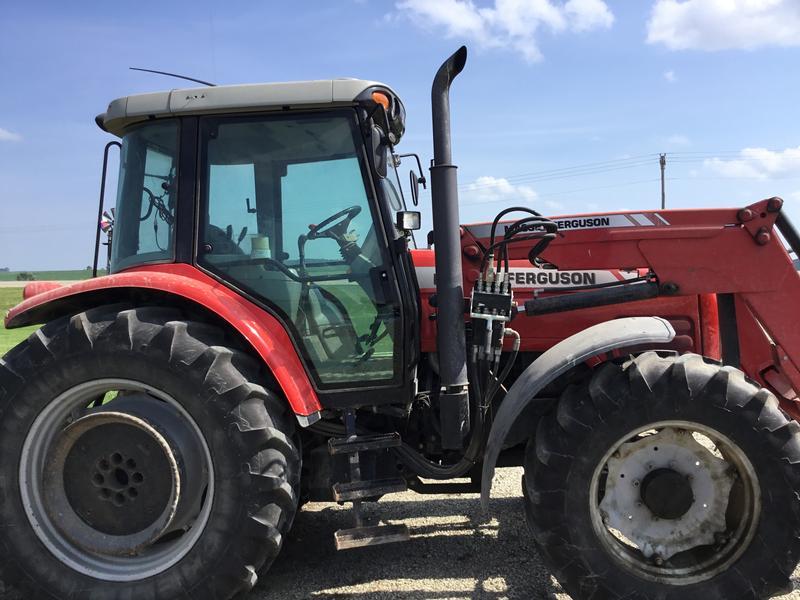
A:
[99, 80, 420, 405]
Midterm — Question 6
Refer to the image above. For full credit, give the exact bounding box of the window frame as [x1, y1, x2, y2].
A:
[110, 118, 182, 274]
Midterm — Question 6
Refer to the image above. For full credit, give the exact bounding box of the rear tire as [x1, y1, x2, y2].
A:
[523, 352, 800, 599]
[0, 306, 300, 599]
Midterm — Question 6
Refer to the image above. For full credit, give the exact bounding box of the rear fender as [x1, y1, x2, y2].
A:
[4, 264, 322, 424]
[480, 316, 675, 509]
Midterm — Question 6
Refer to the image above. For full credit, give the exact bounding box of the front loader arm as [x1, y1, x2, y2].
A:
[462, 198, 800, 405]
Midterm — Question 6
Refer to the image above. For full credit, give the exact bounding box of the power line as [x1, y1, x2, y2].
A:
[460, 158, 657, 190]
[458, 153, 658, 188]
[468, 177, 666, 205]
[670, 175, 800, 181]
[460, 149, 800, 193]
[536, 178, 666, 199]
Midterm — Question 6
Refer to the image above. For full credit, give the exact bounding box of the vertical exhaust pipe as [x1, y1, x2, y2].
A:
[430, 46, 469, 449]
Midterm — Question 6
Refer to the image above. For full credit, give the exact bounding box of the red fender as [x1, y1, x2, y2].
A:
[5, 263, 322, 420]
[22, 281, 65, 299]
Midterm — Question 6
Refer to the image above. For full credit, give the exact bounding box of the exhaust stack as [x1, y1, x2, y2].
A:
[430, 46, 469, 449]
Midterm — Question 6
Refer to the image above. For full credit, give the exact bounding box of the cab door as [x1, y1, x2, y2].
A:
[196, 110, 410, 405]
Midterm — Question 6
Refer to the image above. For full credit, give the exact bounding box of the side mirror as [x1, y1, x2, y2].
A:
[409, 170, 420, 206]
[397, 153, 427, 206]
[396, 210, 421, 232]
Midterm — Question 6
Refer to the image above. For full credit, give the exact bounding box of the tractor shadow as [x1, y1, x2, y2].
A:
[251, 485, 569, 600]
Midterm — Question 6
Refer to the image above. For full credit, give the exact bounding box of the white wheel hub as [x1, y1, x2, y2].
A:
[598, 426, 734, 560]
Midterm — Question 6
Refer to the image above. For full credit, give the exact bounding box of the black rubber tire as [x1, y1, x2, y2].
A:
[523, 351, 800, 600]
[0, 305, 300, 600]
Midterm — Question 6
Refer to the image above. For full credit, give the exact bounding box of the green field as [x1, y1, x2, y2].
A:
[0, 270, 101, 355]
[0, 269, 104, 281]
[0, 288, 39, 356]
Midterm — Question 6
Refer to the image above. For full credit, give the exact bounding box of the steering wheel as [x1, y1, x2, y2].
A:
[307, 205, 362, 241]
[206, 225, 244, 255]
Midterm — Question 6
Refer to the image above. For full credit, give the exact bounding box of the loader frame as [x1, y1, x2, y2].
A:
[446, 197, 800, 417]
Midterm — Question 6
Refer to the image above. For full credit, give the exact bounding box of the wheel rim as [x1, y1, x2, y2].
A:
[19, 379, 215, 581]
[589, 420, 760, 585]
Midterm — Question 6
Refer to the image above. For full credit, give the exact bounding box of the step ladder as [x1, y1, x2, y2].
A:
[329, 410, 410, 550]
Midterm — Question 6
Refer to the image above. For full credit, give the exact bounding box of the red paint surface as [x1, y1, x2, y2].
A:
[698, 294, 721, 361]
[22, 281, 64, 300]
[6, 263, 321, 417]
[415, 200, 800, 417]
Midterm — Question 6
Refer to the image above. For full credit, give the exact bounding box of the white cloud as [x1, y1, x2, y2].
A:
[663, 69, 676, 83]
[705, 146, 800, 179]
[565, 0, 615, 32]
[462, 175, 562, 209]
[395, 0, 614, 63]
[647, 0, 800, 51]
[666, 134, 690, 146]
[0, 127, 22, 142]
[464, 176, 538, 203]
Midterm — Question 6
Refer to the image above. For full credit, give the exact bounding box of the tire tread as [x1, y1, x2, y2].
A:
[525, 353, 800, 599]
[0, 305, 300, 600]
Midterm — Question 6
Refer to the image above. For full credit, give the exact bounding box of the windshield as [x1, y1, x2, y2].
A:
[110, 120, 179, 272]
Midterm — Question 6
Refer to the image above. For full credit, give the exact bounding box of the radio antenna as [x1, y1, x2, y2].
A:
[129, 67, 216, 87]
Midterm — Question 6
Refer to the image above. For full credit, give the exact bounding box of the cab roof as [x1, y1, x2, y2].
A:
[98, 78, 398, 137]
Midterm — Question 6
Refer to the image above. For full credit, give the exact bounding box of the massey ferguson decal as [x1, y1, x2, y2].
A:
[464, 212, 670, 239]
[508, 268, 637, 287]
[414, 266, 638, 290]
[552, 216, 613, 230]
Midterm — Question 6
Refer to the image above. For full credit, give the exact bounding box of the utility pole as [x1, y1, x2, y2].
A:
[659, 153, 667, 209]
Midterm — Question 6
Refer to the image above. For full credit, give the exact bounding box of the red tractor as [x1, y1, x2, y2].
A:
[3, 47, 800, 599]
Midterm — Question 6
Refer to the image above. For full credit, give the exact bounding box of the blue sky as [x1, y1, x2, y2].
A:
[1, 0, 800, 270]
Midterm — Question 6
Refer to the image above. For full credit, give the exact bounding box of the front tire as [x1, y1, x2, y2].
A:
[0, 306, 300, 599]
[524, 352, 800, 599]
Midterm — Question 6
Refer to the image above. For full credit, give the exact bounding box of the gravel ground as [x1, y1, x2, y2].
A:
[248, 467, 800, 600]
[253, 467, 566, 600]
[1, 467, 799, 599]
